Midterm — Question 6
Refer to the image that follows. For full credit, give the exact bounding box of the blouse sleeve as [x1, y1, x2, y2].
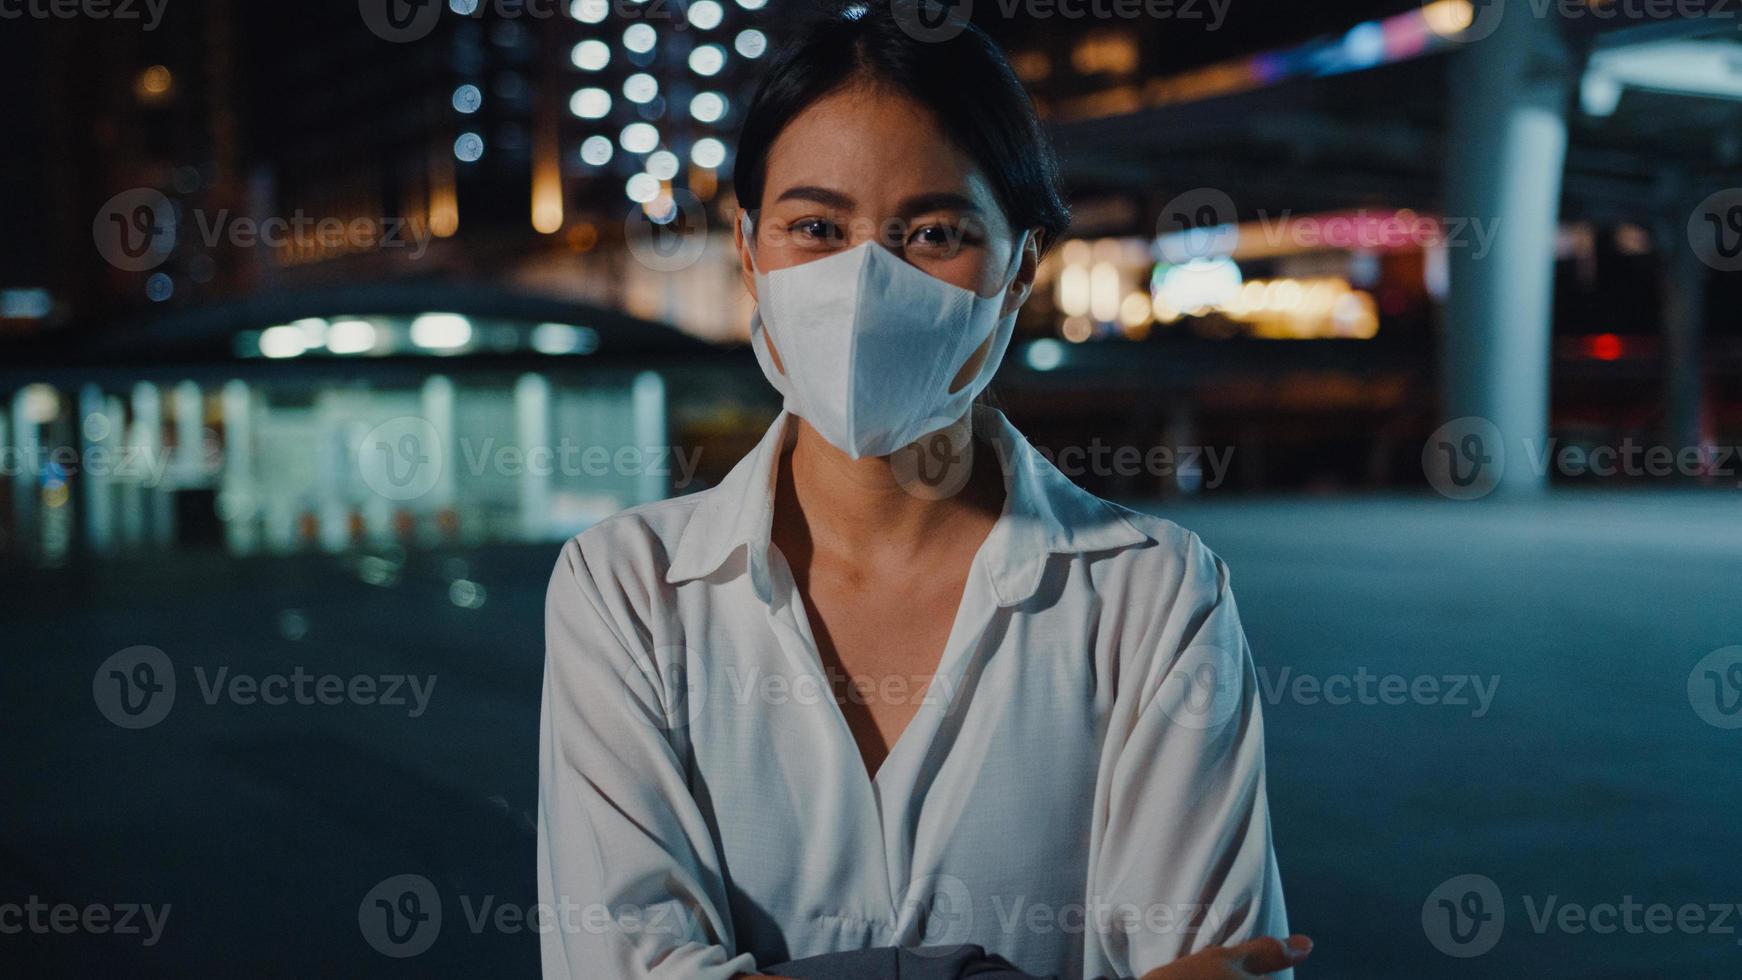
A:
[538, 534, 760, 979]
[1085, 535, 1292, 979]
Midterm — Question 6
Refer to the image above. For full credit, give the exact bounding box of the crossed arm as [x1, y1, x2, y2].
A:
[540, 536, 1307, 979]
[734, 934, 1311, 979]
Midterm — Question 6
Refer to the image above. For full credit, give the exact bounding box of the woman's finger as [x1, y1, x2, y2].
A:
[1229, 934, 1313, 974]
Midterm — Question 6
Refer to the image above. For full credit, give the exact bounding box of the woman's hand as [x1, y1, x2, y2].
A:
[1137, 935, 1313, 980]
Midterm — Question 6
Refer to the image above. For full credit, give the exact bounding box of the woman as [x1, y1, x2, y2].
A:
[538, 5, 1308, 978]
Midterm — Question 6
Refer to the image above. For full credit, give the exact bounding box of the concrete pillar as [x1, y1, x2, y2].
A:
[632, 371, 668, 505]
[515, 373, 552, 542]
[131, 382, 175, 548]
[1437, 8, 1572, 496]
[420, 375, 456, 545]
[221, 380, 260, 556]
[79, 385, 115, 556]
[1658, 178, 1708, 460]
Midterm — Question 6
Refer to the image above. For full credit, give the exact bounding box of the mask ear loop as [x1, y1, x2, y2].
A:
[740, 210, 764, 277]
[741, 209, 775, 357]
[742, 210, 793, 389]
[939, 230, 1033, 403]
[995, 229, 1031, 301]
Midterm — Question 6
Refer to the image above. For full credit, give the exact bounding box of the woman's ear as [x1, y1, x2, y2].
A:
[998, 228, 1044, 319]
[736, 208, 787, 373]
[735, 209, 759, 303]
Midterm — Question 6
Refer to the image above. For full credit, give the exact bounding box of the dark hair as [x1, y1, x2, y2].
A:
[732, 1, 1070, 254]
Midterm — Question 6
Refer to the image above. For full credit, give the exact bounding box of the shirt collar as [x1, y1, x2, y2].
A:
[663, 405, 1153, 606]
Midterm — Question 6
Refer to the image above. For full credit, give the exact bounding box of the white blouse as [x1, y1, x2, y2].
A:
[538, 406, 1290, 980]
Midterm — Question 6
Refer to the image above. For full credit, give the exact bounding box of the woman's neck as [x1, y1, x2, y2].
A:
[772, 412, 1006, 569]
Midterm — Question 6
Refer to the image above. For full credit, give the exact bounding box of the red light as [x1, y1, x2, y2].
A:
[1588, 333, 1624, 361]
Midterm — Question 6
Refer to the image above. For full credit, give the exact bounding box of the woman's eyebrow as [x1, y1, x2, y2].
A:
[774, 185, 856, 209]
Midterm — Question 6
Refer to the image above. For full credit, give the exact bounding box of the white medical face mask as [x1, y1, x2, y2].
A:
[744, 214, 1028, 459]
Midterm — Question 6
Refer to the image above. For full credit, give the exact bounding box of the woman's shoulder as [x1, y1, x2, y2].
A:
[1085, 497, 1231, 589]
[546, 490, 714, 599]
[1071, 499, 1243, 675]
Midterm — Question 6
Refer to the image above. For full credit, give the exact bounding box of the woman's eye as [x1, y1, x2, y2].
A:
[908, 223, 967, 256]
[792, 219, 840, 244]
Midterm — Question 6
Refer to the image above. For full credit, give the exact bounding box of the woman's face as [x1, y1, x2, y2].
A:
[736, 83, 1040, 382]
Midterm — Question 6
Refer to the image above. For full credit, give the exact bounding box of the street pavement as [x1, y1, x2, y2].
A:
[3, 492, 1738, 978]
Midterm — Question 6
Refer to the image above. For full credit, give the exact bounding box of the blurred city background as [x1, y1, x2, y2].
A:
[1, 0, 1739, 976]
